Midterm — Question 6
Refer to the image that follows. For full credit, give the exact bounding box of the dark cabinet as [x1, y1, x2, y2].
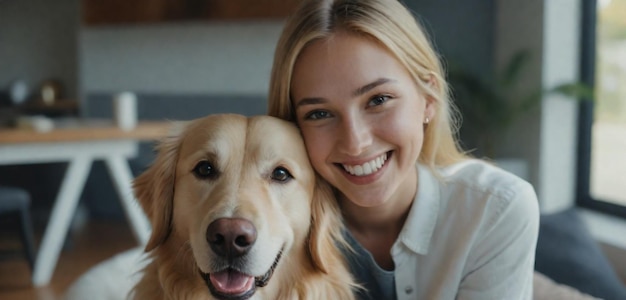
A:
[82, 0, 301, 25]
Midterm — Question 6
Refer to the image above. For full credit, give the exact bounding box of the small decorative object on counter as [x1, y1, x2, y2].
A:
[113, 92, 137, 131]
[39, 79, 64, 106]
[9, 80, 29, 106]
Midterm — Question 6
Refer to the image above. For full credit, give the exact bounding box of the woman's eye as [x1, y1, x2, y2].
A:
[193, 161, 218, 179]
[271, 167, 293, 182]
[368, 95, 390, 107]
[304, 110, 331, 120]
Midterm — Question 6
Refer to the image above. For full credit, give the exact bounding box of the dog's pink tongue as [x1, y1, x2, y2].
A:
[210, 270, 254, 294]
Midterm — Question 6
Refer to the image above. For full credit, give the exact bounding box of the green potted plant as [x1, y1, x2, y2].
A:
[448, 50, 593, 160]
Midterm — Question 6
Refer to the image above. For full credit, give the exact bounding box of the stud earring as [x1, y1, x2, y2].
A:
[425, 117, 430, 124]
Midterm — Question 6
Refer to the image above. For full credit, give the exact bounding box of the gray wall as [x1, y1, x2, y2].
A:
[405, 0, 495, 80]
[0, 0, 494, 122]
[494, 0, 583, 213]
[79, 0, 494, 105]
[79, 22, 283, 97]
[0, 0, 80, 223]
[0, 0, 79, 100]
[494, 0, 545, 195]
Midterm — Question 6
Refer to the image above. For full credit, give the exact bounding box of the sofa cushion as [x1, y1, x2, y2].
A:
[535, 208, 626, 300]
[533, 271, 599, 300]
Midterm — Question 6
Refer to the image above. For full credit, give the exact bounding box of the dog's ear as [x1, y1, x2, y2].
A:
[308, 176, 346, 274]
[133, 122, 186, 252]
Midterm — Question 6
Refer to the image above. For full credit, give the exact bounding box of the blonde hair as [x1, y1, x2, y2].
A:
[268, 0, 468, 167]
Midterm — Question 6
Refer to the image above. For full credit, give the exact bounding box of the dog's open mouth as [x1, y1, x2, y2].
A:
[201, 269, 255, 299]
[200, 250, 283, 300]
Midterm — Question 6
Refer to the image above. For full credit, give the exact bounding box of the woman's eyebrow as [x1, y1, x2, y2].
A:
[295, 97, 326, 108]
[352, 78, 394, 97]
[294, 78, 395, 108]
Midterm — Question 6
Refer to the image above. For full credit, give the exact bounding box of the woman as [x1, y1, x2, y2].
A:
[268, 0, 539, 299]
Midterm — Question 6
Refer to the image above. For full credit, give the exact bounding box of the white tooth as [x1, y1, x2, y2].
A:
[342, 153, 389, 176]
[354, 165, 363, 176]
[344, 165, 353, 174]
[363, 163, 372, 175]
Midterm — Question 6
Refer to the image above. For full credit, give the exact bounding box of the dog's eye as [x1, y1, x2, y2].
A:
[271, 167, 293, 182]
[193, 161, 217, 179]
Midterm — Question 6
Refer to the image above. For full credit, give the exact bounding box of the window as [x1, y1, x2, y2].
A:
[578, 0, 626, 217]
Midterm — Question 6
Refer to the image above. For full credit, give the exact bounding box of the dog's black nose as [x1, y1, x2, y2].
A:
[206, 218, 257, 258]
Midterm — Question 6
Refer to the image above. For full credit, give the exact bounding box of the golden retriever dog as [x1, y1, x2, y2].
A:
[131, 114, 355, 300]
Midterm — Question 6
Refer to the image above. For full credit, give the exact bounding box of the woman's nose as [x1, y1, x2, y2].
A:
[337, 115, 372, 156]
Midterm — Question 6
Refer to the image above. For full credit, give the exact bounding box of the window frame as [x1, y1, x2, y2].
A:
[576, 0, 626, 218]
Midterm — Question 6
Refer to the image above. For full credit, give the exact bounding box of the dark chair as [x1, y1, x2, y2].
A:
[0, 186, 36, 270]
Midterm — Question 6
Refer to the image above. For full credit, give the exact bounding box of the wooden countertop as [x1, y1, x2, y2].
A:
[0, 119, 173, 144]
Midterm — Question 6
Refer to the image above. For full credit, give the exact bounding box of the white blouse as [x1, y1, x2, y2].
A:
[344, 159, 540, 300]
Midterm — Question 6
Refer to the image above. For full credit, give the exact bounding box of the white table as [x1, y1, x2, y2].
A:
[0, 119, 170, 286]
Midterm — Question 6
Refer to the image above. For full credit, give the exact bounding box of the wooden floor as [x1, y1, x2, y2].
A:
[0, 218, 139, 300]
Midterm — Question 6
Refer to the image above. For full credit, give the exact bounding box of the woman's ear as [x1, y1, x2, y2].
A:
[420, 74, 438, 124]
[424, 96, 436, 124]
[133, 123, 186, 252]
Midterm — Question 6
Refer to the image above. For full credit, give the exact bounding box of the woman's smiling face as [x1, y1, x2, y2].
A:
[290, 32, 434, 208]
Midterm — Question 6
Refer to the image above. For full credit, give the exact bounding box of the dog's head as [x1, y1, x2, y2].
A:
[133, 114, 345, 299]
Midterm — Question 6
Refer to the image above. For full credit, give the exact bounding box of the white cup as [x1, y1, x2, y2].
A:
[113, 92, 137, 131]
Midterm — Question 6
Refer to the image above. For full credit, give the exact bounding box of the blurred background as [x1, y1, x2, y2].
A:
[0, 0, 624, 299]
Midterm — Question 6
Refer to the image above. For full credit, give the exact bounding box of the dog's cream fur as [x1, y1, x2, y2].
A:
[132, 114, 355, 300]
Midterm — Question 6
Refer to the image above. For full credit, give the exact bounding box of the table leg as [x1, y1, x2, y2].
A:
[104, 156, 150, 245]
[32, 157, 92, 286]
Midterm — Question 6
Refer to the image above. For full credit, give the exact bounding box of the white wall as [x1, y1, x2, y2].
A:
[539, 0, 582, 213]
